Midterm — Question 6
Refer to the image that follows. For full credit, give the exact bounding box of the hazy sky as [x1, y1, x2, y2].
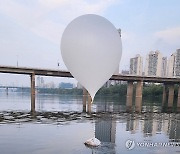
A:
[0, 0, 180, 86]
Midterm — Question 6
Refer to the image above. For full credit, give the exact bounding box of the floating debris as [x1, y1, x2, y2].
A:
[84, 137, 101, 147]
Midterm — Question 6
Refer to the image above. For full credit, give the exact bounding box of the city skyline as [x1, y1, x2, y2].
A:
[129, 48, 180, 78]
[0, 0, 180, 85]
[0, 48, 179, 87]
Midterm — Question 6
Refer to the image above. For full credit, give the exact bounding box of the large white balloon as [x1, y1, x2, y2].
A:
[61, 14, 122, 101]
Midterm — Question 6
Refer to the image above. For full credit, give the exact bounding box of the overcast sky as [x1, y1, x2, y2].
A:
[0, 0, 180, 86]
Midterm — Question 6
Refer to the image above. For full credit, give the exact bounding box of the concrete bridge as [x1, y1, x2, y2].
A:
[0, 86, 26, 94]
[0, 86, 24, 89]
[0, 65, 180, 112]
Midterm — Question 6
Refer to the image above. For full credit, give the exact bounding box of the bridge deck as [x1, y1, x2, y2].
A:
[0, 65, 180, 84]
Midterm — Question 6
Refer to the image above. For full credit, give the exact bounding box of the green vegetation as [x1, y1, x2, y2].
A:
[16, 83, 179, 98]
[97, 83, 178, 98]
[97, 84, 127, 97]
[143, 84, 179, 97]
[143, 84, 163, 97]
[37, 88, 83, 96]
[36, 84, 128, 98]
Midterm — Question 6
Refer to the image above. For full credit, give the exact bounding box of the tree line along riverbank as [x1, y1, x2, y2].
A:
[17, 83, 178, 99]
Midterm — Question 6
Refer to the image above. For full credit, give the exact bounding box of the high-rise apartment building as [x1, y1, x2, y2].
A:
[167, 49, 180, 77]
[117, 28, 121, 37]
[167, 53, 176, 77]
[174, 49, 180, 77]
[161, 57, 167, 77]
[145, 51, 162, 76]
[37, 76, 44, 88]
[115, 28, 121, 75]
[130, 54, 143, 75]
[104, 29, 121, 87]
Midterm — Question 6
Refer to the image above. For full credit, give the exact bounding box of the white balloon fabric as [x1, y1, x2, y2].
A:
[61, 14, 122, 101]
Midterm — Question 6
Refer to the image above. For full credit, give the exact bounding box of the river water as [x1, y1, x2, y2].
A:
[0, 92, 179, 154]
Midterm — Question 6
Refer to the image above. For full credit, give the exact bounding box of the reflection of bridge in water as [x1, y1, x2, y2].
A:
[0, 65, 180, 113]
[93, 104, 180, 153]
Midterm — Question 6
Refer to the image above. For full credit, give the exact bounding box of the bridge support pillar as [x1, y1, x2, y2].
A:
[177, 85, 180, 108]
[87, 93, 92, 113]
[82, 88, 87, 112]
[168, 84, 174, 108]
[6, 87, 8, 95]
[31, 73, 35, 113]
[135, 81, 143, 112]
[162, 84, 167, 106]
[126, 81, 134, 111]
